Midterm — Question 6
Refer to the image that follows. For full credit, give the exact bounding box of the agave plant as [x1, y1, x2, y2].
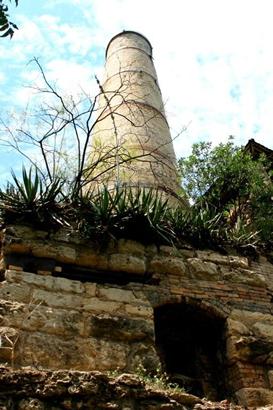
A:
[74, 186, 175, 245]
[74, 187, 129, 242]
[0, 166, 65, 227]
[119, 187, 175, 244]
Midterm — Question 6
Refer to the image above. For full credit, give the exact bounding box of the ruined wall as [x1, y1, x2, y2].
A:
[1, 225, 273, 407]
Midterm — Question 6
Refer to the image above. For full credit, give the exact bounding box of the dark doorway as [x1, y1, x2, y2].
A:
[154, 303, 228, 400]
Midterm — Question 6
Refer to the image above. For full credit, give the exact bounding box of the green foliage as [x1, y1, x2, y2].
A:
[135, 364, 184, 393]
[178, 137, 273, 248]
[0, 1, 18, 38]
[74, 187, 175, 245]
[0, 154, 271, 252]
[0, 166, 65, 227]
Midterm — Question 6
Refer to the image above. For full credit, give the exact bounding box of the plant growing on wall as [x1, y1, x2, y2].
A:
[0, 166, 65, 227]
[0, 58, 181, 202]
[178, 137, 273, 247]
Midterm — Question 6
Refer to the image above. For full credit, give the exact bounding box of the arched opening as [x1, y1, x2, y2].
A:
[154, 303, 228, 400]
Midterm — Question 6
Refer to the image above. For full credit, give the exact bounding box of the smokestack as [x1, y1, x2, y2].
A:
[88, 30, 181, 202]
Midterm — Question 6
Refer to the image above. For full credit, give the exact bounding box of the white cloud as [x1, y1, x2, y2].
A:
[1, 0, 273, 164]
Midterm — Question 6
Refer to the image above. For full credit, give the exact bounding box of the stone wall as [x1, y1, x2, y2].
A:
[0, 367, 246, 410]
[1, 225, 273, 407]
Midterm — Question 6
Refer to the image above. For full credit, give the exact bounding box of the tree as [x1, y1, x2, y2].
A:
[0, 58, 182, 201]
[178, 137, 273, 244]
[0, 0, 18, 38]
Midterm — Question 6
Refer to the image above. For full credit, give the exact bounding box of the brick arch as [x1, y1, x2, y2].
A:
[153, 293, 231, 320]
[153, 298, 230, 400]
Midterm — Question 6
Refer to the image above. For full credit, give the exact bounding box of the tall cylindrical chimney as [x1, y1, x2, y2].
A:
[88, 31, 181, 201]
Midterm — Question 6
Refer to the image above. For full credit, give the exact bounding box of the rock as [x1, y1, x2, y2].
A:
[98, 287, 137, 303]
[18, 398, 45, 410]
[76, 249, 108, 270]
[6, 270, 85, 294]
[149, 256, 186, 276]
[115, 373, 143, 386]
[83, 297, 122, 314]
[223, 269, 266, 288]
[236, 387, 273, 407]
[0, 282, 31, 303]
[118, 239, 145, 256]
[229, 255, 249, 269]
[89, 314, 154, 342]
[226, 318, 250, 337]
[196, 251, 229, 265]
[168, 391, 201, 406]
[124, 303, 153, 319]
[187, 258, 219, 280]
[109, 254, 146, 275]
[253, 323, 273, 342]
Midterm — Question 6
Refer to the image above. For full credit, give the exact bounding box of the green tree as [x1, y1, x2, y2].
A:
[0, 0, 18, 38]
[178, 137, 273, 244]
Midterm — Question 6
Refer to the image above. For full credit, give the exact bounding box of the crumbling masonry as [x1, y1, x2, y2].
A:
[0, 32, 273, 409]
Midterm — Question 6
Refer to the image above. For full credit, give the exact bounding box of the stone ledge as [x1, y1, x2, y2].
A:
[0, 367, 248, 410]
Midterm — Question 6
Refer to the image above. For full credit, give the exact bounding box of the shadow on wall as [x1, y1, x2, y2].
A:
[154, 303, 228, 401]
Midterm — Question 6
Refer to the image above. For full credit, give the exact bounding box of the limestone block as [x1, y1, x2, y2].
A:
[89, 314, 154, 342]
[82, 297, 122, 314]
[226, 318, 250, 336]
[230, 310, 273, 327]
[31, 243, 57, 259]
[223, 269, 266, 288]
[32, 289, 83, 310]
[76, 250, 108, 270]
[124, 303, 153, 319]
[178, 248, 196, 258]
[19, 331, 88, 370]
[52, 276, 84, 294]
[109, 254, 145, 274]
[236, 387, 273, 407]
[5, 225, 47, 240]
[6, 270, 84, 294]
[2, 238, 31, 255]
[226, 335, 242, 363]
[159, 245, 178, 256]
[55, 245, 77, 264]
[117, 239, 145, 256]
[85, 337, 128, 371]
[40, 308, 85, 337]
[0, 282, 31, 303]
[84, 283, 96, 297]
[149, 256, 186, 276]
[31, 243, 77, 264]
[98, 287, 137, 303]
[187, 258, 219, 280]
[253, 322, 273, 342]
[196, 251, 229, 265]
[1, 303, 85, 337]
[229, 255, 249, 269]
[226, 332, 271, 364]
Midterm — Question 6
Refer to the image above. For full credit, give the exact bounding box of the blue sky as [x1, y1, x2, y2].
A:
[1, 0, 273, 181]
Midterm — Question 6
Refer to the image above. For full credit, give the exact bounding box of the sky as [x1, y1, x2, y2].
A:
[1, 0, 273, 181]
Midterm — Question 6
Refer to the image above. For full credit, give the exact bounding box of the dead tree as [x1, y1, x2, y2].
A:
[0, 58, 186, 203]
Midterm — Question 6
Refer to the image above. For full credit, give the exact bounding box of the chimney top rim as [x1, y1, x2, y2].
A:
[105, 30, 153, 58]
